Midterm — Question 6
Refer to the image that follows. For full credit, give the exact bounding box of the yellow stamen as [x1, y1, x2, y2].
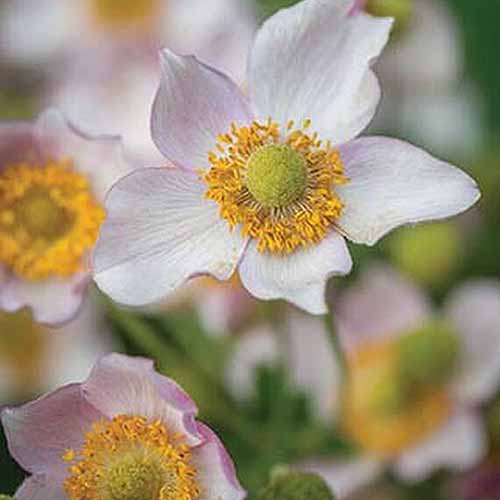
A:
[63, 415, 200, 500]
[0, 160, 105, 281]
[203, 118, 348, 254]
[92, 0, 160, 31]
[342, 340, 451, 456]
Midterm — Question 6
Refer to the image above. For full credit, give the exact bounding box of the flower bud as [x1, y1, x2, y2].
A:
[257, 469, 335, 500]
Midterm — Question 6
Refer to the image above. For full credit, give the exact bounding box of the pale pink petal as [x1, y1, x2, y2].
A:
[1, 384, 103, 479]
[151, 50, 252, 171]
[298, 457, 383, 499]
[248, 0, 392, 145]
[16, 475, 66, 500]
[238, 232, 352, 315]
[0, 122, 41, 167]
[93, 167, 246, 306]
[336, 264, 431, 353]
[35, 109, 135, 200]
[336, 137, 480, 245]
[191, 423, 246, 500]
[0, 272, 90, 326]
[445, 281, 500, 405]
[394, 412, 486, 481]
[82, 353, 203, 446]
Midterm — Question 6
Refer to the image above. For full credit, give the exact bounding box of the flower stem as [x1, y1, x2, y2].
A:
[323, 311, 348, 408]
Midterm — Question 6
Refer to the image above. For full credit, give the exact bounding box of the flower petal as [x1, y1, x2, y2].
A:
[191, 423, 246, 500]
[1, 384, 103, 478]
[16, 475, 66, 500]
[336, 264, 431, 353]
[238, 232, 352, 314]
[445, 281, 500, 405]
[248, 0, 392, 145]
[394, 412, 486, 481]
[35, 109, 134, 200]
[0, 272, 89, 326]
[151, 50, 252, 171]
[93, 167, 246, 306]
[298, 457, 383, 499]
[0, 122, 41, 167]
[337, 137, 480, 245]
[82, 353, 203, 446]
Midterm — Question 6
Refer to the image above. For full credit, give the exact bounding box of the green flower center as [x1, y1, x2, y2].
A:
[365, 0, 413, 38]
[246, 144, 308, 208]
[102, 453, 165, 500]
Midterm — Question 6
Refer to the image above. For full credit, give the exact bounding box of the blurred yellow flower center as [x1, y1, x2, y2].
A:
[92, 0, 160, 31]
[0, 161, 105, 281]
[63, 415, 200, 500]
[342, 340, 452, 457]
[0, 309, 47, 396]
[204, 119, 348, 254]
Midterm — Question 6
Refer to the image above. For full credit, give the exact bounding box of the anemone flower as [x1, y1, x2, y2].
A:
[1, 353, 245, 500]
[94, 0, 479, 315]
[0, 109, 133, 324]
[297, 266, 500, 497]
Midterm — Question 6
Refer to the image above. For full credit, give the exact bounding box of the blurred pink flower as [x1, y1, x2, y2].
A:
[0, 109, 133, 325]
[298, 265, 500, 497]
[1, 353, 245, 500]
[93, 0, 479, 315]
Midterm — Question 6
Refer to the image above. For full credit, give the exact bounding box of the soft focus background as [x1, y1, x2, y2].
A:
[1, 0, 500, 498]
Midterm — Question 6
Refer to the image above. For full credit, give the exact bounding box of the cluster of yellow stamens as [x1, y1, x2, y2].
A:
[63, 415, 200, 500]
[341, 340, 451, 456]
[0, 160, 105, 281]
[203, 118, 348, 254]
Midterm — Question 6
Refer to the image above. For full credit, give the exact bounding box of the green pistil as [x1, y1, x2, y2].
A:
[246, 144, 308, 209]
[397, 319, 460, 387]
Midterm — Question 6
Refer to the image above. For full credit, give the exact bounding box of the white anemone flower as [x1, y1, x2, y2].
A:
[93, 0, 479, 315]
[296, 266, 500, 497]
[46, 0, 257, 163]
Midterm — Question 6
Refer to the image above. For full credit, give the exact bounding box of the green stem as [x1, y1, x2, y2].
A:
[323, 311, 348, 415]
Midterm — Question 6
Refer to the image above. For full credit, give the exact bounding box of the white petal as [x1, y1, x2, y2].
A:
[0, 273, 89, 326]
[151, 50, 252, 171]
[298, 457, 383, 499]
[238, 233, 352, 315]
[337, 137, 480, 245]
[248, 0, 392, 145]
[35, 109, 134, 200]
[445, 281, 500, 405]
[287, 310, 342, 421]
[93, 167, 246, 306]
[337, 263, 431, 353]
[394, 412, 486, 481]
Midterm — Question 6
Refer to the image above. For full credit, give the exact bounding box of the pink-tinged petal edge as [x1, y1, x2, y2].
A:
[81, 353, 203, 446]
[151, 49, 252, 171]
[15, 474, 66, 500]
[192, 422, 246, 500]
